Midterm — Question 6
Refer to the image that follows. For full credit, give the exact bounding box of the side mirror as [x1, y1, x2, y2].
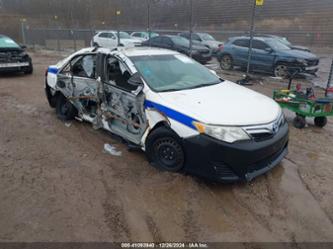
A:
[128, 72, 144, 87]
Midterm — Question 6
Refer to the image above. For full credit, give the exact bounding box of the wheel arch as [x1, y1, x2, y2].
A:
[217, 52, 232, 62]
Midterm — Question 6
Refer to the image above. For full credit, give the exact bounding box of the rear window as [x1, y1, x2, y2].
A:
[0, 36, 20, 49]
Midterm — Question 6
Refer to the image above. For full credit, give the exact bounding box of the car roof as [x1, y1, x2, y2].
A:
[121, 46, 179, 57]
[230, 36, 273, 42]
[80, 46, 179, 57]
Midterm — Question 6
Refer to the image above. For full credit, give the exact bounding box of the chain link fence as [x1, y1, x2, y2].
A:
[15, 0, 333, 89]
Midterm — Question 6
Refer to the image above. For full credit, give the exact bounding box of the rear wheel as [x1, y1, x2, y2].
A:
[55, 94, 77, 121]
[293, 115, 306, 129]
[314, 117, 327, 128]
[274, 64, 289, 78]
[220, 54, 233, 70]
[146, 127, 185, 172]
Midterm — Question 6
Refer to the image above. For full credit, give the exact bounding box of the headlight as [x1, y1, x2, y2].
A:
[193, 122, 251, 143]
[278, 111, 286, 126]
[296, 58, 307, 65]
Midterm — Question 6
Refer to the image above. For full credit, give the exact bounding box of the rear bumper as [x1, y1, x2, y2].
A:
[192, 52, 212, 64]
[182, 122, 289, 183]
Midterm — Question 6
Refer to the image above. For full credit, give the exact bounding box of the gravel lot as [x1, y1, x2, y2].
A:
[0, 50, 333, 242]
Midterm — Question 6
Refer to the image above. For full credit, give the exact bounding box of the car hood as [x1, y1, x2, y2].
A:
[157, 81, 281, 126]
[278, 49, 317, 59]
[290, 45, 310, 52]
[203, 40, 223, 48]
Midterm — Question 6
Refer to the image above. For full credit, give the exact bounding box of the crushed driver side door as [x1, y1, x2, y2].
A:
[96, 53, 148, 145]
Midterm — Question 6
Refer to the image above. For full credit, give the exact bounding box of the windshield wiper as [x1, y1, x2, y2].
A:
[158, 88, 184, 93]
[158, 80, 223, 93]
[184, 80, 222, 90]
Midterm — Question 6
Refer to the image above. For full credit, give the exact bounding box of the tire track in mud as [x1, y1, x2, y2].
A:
[285, 157, 333, 225]
[203, 182, 278, 241]
[99, 169, 132, 241]
[181, 181, 204, 241]
[145, 215, 163, 242]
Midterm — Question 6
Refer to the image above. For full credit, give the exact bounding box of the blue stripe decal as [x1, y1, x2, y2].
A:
[144, 100, 198, 130]
[48, 67, 58, 74]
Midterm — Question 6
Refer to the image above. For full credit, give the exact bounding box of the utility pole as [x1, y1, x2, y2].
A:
[246, 0, 257, 75]
[189, 0, 193, 57]
[147, 0, 151, 45]
[116, 10, 121, 46]
[20, 18, 27, 45]
[326, 59, 333, 97]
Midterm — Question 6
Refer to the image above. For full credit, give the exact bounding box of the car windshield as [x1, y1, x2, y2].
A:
[0, 36, 20, 49]
[119, 32, 131, 39]
[144, 32, 158, 38]
[266, 39, 291, 50]
[130, 54, 222, 92]
[200, 33, 216, 41]
[276, 37, 291, 46]
[170, 36, 190, 47]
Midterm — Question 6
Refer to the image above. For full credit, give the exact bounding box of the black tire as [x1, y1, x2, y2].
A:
[45, 83, 56, 108]
[274, 64, 289, 78]
[146, 127, 185, 172]
[219, 54, 233, 70]
[293, 115, 306, 129]
[24, 63, 33, 75]
[55, 94, 77, 121]
[314, 117, 327, 128]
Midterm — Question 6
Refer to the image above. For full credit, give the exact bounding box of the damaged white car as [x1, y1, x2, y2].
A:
[45, 47, 288, 182]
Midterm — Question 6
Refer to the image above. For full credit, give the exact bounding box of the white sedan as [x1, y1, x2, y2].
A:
[91, 31, 142, 48]
[45, 46, 288, 182]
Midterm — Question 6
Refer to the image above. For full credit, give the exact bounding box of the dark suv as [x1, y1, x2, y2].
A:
[0, 35, 33, 74]
[218, 36, 319, 78]
[142, 35, 212, 64]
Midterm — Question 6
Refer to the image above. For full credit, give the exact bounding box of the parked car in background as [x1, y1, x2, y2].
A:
[91, 31, 142, 48]
[45, 46, 288, 182]
[257, 34, 311, 52]
[130, 31, 159, 41]
[218, 36, 319, 78]
[142, 35, 212, 64]
[179, 32, 224, 55]
[0, 35, 33, 74]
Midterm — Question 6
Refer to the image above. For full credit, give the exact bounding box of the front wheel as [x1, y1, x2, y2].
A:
[219, 54, 233, 70]
[274, 64, 289, 78]
[314, 117, 327, 128]
[146, 127, 185, 172]
[55, 94, 77, 121]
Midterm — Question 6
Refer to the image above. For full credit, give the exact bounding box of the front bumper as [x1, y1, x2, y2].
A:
[182, 122, 289, 183]
[0, 61, 31, 73]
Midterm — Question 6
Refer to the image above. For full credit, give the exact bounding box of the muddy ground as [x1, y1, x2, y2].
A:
[0, 50, 333, 243]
